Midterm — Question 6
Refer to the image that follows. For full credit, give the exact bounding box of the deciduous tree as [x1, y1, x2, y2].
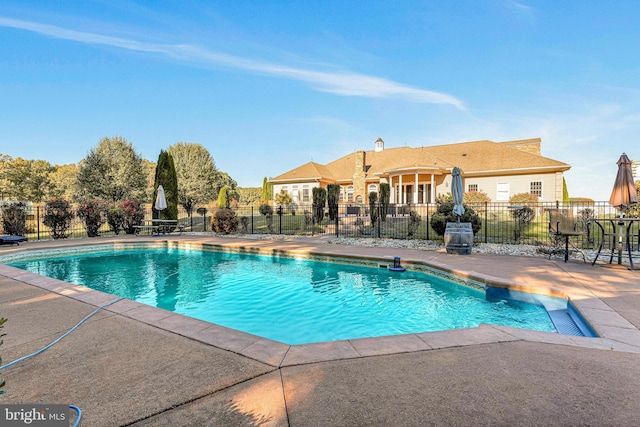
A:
[167, 142, 218, 216]
[75, 136, 147, 202]
[49, 164, 79, 199]
[237, 187, 261, 205]
[0, 155, 53, 201]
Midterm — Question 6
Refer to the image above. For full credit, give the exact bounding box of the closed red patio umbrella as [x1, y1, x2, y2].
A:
[609, 153, 638, 210]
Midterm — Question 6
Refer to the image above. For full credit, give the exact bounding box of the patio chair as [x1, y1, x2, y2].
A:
[548, 209, 586, 263]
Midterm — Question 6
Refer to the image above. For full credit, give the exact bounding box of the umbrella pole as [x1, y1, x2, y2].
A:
[617, 213, 623, 265]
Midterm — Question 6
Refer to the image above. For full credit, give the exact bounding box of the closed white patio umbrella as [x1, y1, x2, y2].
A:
[155, 185, 167, 219]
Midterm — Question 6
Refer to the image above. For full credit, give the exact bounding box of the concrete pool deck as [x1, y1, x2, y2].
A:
[1, 235, 639, 425]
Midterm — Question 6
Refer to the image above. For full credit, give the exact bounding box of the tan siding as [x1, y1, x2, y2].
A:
[465, 173, 561, 202]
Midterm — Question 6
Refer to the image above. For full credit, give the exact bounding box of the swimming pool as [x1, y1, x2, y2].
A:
[4, 243, 573, 345]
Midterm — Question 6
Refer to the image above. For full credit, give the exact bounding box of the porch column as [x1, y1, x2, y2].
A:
[414, 172, 418, 204]
[430, 174, 435, 203]
[388, 176, 394, 203]
[399, 175, 403, 204]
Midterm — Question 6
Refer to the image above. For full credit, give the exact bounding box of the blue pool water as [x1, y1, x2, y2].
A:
[5, 245, 558, 344]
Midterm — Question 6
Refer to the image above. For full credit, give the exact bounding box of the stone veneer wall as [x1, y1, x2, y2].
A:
[353, 150, 367, 202]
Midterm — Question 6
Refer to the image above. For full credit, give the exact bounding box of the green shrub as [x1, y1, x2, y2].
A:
[304, 211, 313, 230]
[435, 193, 452, 204]
[511, 206, 535, 242]
[509, 192, 538, 205]
[1, 202, 28, 236]
[121, 199, 145, 234]
[407, 210, 421, 237]
[239, 216, 249, 233]
[76, 199, 106, 237]
[43, 197, 74, 239]
[106, 205, 126, 235]
[274, 189, 292, 206]
[259, 203, 273, 217]
[430, 200, 482, 236]
[464, 190, 491, 204]
[211, 209, 238, 234]
[265, 212, 274, 232]
[569, 197, 595, 203]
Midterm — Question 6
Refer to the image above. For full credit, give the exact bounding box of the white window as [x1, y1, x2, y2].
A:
[496, 183, 509, 201]
[368, 184, 378, 194]
[339, 186, 344, 202]
[302, 185, 309, 203]
[530, 181, 542, 198]
[347, 185, 354, 202]
[468, 184, 478, 192]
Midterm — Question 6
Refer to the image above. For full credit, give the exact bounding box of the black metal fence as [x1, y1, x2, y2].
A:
[3, 201, 637, 251]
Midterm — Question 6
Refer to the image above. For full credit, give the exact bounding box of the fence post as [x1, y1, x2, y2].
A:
[37, 204, 41, 240]
[335, 207, 339, 237]
[251, 206, 254, 234]
[426, 204, 430, 240]
[484, 201, 488, 243]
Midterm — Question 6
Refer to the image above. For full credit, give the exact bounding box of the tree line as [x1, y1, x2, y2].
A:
[0, 136, 262, 207]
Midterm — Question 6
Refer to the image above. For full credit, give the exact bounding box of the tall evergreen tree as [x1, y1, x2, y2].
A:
[312, 187, 327, 223]
[261, 177, 272, 202]
[379, 183, 390, 221]
[327, 184, 340, 220]
[153, 150, 179, 221]
[218, 185, 230, 209]
[562, 177, 570, 204]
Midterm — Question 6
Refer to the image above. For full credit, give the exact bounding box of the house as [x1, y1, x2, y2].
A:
[269, 137, 570, 205]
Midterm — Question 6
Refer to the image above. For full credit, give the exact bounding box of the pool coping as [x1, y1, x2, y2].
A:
[1, 236, 639, 368]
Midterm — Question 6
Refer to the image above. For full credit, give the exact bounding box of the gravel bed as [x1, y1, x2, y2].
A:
[186, 232, 606, 262]
[328, 237, 607, 262]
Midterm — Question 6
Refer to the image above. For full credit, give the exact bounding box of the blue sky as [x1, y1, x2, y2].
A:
[1, 1, 639, 200]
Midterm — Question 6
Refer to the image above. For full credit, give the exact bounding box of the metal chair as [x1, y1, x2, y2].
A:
[548, 209, 586, 262]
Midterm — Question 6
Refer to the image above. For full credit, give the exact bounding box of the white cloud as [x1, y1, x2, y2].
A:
[0, 16, 465, 109]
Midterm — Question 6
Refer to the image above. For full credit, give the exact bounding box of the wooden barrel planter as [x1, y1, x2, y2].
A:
[444, 222, 474, 255]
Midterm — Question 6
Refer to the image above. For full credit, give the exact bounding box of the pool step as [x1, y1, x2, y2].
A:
[547, 308, 596, 337]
